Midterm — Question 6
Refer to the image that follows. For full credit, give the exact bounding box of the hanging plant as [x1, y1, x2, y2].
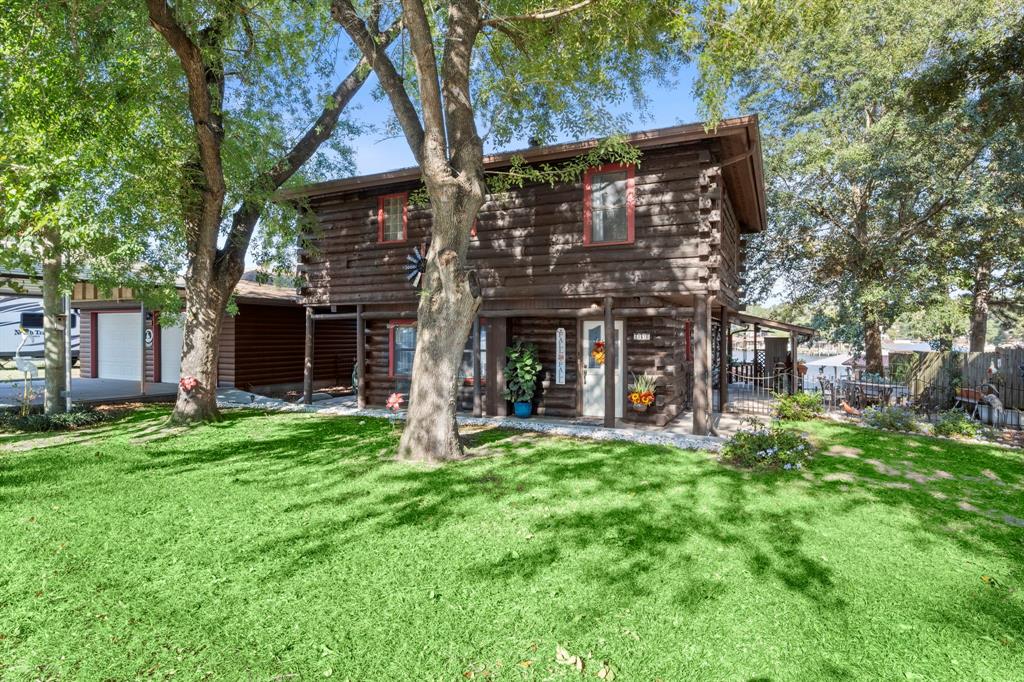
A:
[591, 340, 606, 366]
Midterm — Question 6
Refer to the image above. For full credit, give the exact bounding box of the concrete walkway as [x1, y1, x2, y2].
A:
[0, 378, 178, 408]
[215, 390, 729, 452]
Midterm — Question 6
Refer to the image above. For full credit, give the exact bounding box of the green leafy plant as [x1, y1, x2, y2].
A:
[772, 391, 824, 420]
[502, 341, 542, 404]
[862, 405, 918, 432]
[0, 407, 127, 433]
[932, 409, 979, 438]
[720, 419, 814, 471]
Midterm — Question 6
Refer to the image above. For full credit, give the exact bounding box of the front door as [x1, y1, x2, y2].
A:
[582, 319, 625, 419]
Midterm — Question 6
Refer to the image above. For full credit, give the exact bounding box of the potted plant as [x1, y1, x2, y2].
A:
[503, 341, 542, 418]
[627, 373, 656, 413]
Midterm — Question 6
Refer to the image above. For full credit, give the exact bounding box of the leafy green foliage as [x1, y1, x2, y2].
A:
[932, 409, 980, 439]
[773, 392, 824, 421]
[862, 405, 918, 432]
[502, 340, 542, 404]
[720, 420, 814, 470]
[704, 0, 1013, 357]
[0, 407, 126, 433]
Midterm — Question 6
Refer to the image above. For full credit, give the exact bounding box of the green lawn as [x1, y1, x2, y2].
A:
[1, 410, 1022, 681]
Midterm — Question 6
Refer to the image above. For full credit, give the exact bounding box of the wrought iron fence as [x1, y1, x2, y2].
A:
[805, 366, 1023, 431]
[718, 362, 1023, 431]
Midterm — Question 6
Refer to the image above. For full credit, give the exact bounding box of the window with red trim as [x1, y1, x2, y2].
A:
[388, 320, 416, 376]
[378, 193, 408, 243]
[583, 163, 635, 246]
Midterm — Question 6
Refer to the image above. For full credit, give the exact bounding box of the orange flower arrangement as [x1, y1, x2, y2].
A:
[627, 374, 656, 407]
[590, 340, 606, 366]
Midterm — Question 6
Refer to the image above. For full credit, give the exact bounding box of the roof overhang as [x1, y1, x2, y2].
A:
[279, 115, 767, 233]
[733, 311, 815, 338]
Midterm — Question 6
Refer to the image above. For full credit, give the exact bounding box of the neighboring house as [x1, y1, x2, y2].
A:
[0, 296, 81, 360]
[74, 277, 355, 393]
[288, 116, 810, 433]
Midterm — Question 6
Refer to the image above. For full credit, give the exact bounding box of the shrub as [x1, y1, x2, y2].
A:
[932, 409, 979, 438]
[773, 391, 824, 421]
[862, 405, 918, 432]
[720, 420, 814, 471]
[0, 407, 126, 433]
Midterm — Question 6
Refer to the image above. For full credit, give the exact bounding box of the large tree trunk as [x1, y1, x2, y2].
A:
[397, 193, 482, 462]
[863, 309, 884, 375]
[41, 227, 67, 415]
[170, 268, 230, 424]
[969, 258, 991, 352]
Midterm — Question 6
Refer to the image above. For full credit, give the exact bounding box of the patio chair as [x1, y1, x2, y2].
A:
[817, 376, 838, 410]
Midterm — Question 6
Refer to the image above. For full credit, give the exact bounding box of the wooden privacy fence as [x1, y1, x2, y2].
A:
[889, 348, 1024, 411]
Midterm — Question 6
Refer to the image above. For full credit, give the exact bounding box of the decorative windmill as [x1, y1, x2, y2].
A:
[404, 242, 427, 288]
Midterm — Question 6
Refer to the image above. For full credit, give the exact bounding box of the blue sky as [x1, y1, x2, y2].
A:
[341, 64, 703, 175]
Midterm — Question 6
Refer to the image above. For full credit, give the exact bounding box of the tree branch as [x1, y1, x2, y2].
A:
[220, 19, 403, 272]
[400, 0, 448, 173]
[481, 0, 596, 26]
[441, 0, 484, 178]
[331, 0, 426, 163]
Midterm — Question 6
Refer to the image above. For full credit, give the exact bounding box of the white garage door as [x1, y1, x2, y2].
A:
[97, 312, 142, 381]
[160, 323, 184, 383]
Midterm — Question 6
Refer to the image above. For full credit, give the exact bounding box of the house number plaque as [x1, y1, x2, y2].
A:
[633, 331, 652, 342]
[555, 327, 566, 384]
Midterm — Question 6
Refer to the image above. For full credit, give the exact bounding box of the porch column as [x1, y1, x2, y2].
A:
[472, 316, 482, 417]
[356, 304, 366, 409]
[718, 308, 730, 412]
[485, 318, 507, 416]
[603, 296, 616, 428]
[790, 330, 799, 394]
[692, 293, 711, 435]
[303, 306, 314, 405]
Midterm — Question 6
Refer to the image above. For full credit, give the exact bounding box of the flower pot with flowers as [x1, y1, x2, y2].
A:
[627, 373, 657, 413]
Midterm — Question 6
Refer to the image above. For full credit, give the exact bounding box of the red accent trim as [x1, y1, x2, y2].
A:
[582, 163, 636, 247]
[377, 192, 409, 243]
[388, 319, 417, 378]
[152, 311, 162, 383]
[470, 219, 477, 238]
[685, 320, 693, 362]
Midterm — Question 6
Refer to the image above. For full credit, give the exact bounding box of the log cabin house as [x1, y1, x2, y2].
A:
[289, 115, 812, 434]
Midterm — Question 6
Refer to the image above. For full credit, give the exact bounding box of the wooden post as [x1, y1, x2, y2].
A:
[692, 293, 710, 435]
[356, 304, 366, 409]
[139, 302, 147, 396]
[303, 307, 314, 404]
[790, 330, 799, 395]
[472, 316, 482, 417]
[718, 308, 730, 412]
[485, 318, 508, 416]
[604, 296, 616, 428]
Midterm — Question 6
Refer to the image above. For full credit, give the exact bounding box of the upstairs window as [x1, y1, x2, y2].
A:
[389, 321, 416, 376]
[583, 163, 635, 246]
[378, 193, 408, 243]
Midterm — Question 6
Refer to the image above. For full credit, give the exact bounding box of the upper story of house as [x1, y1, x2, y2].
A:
[288, 115, 766, 312]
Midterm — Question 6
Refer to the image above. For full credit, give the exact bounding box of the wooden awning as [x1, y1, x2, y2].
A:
[732, 311, 816, 338]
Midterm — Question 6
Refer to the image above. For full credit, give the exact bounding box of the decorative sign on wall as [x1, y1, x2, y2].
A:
[555, 327, 566, 384]
[144, 329, 154, 348]
[632, 331, 652, 342]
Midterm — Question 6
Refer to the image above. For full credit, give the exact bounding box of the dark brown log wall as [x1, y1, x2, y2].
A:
[230, 303, 356, 390]
[622, 316, 692, 426]
[301, 145, 721, 305]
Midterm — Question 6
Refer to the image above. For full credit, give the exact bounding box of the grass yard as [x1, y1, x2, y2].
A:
[1, 410, 1022, 680]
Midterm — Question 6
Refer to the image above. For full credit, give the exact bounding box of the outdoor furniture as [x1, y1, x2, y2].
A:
[841, 379, 909, 408]
[817, 376, 839, 410]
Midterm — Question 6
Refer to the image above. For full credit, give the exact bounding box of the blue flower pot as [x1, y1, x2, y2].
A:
[513, 401, 533, 418]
